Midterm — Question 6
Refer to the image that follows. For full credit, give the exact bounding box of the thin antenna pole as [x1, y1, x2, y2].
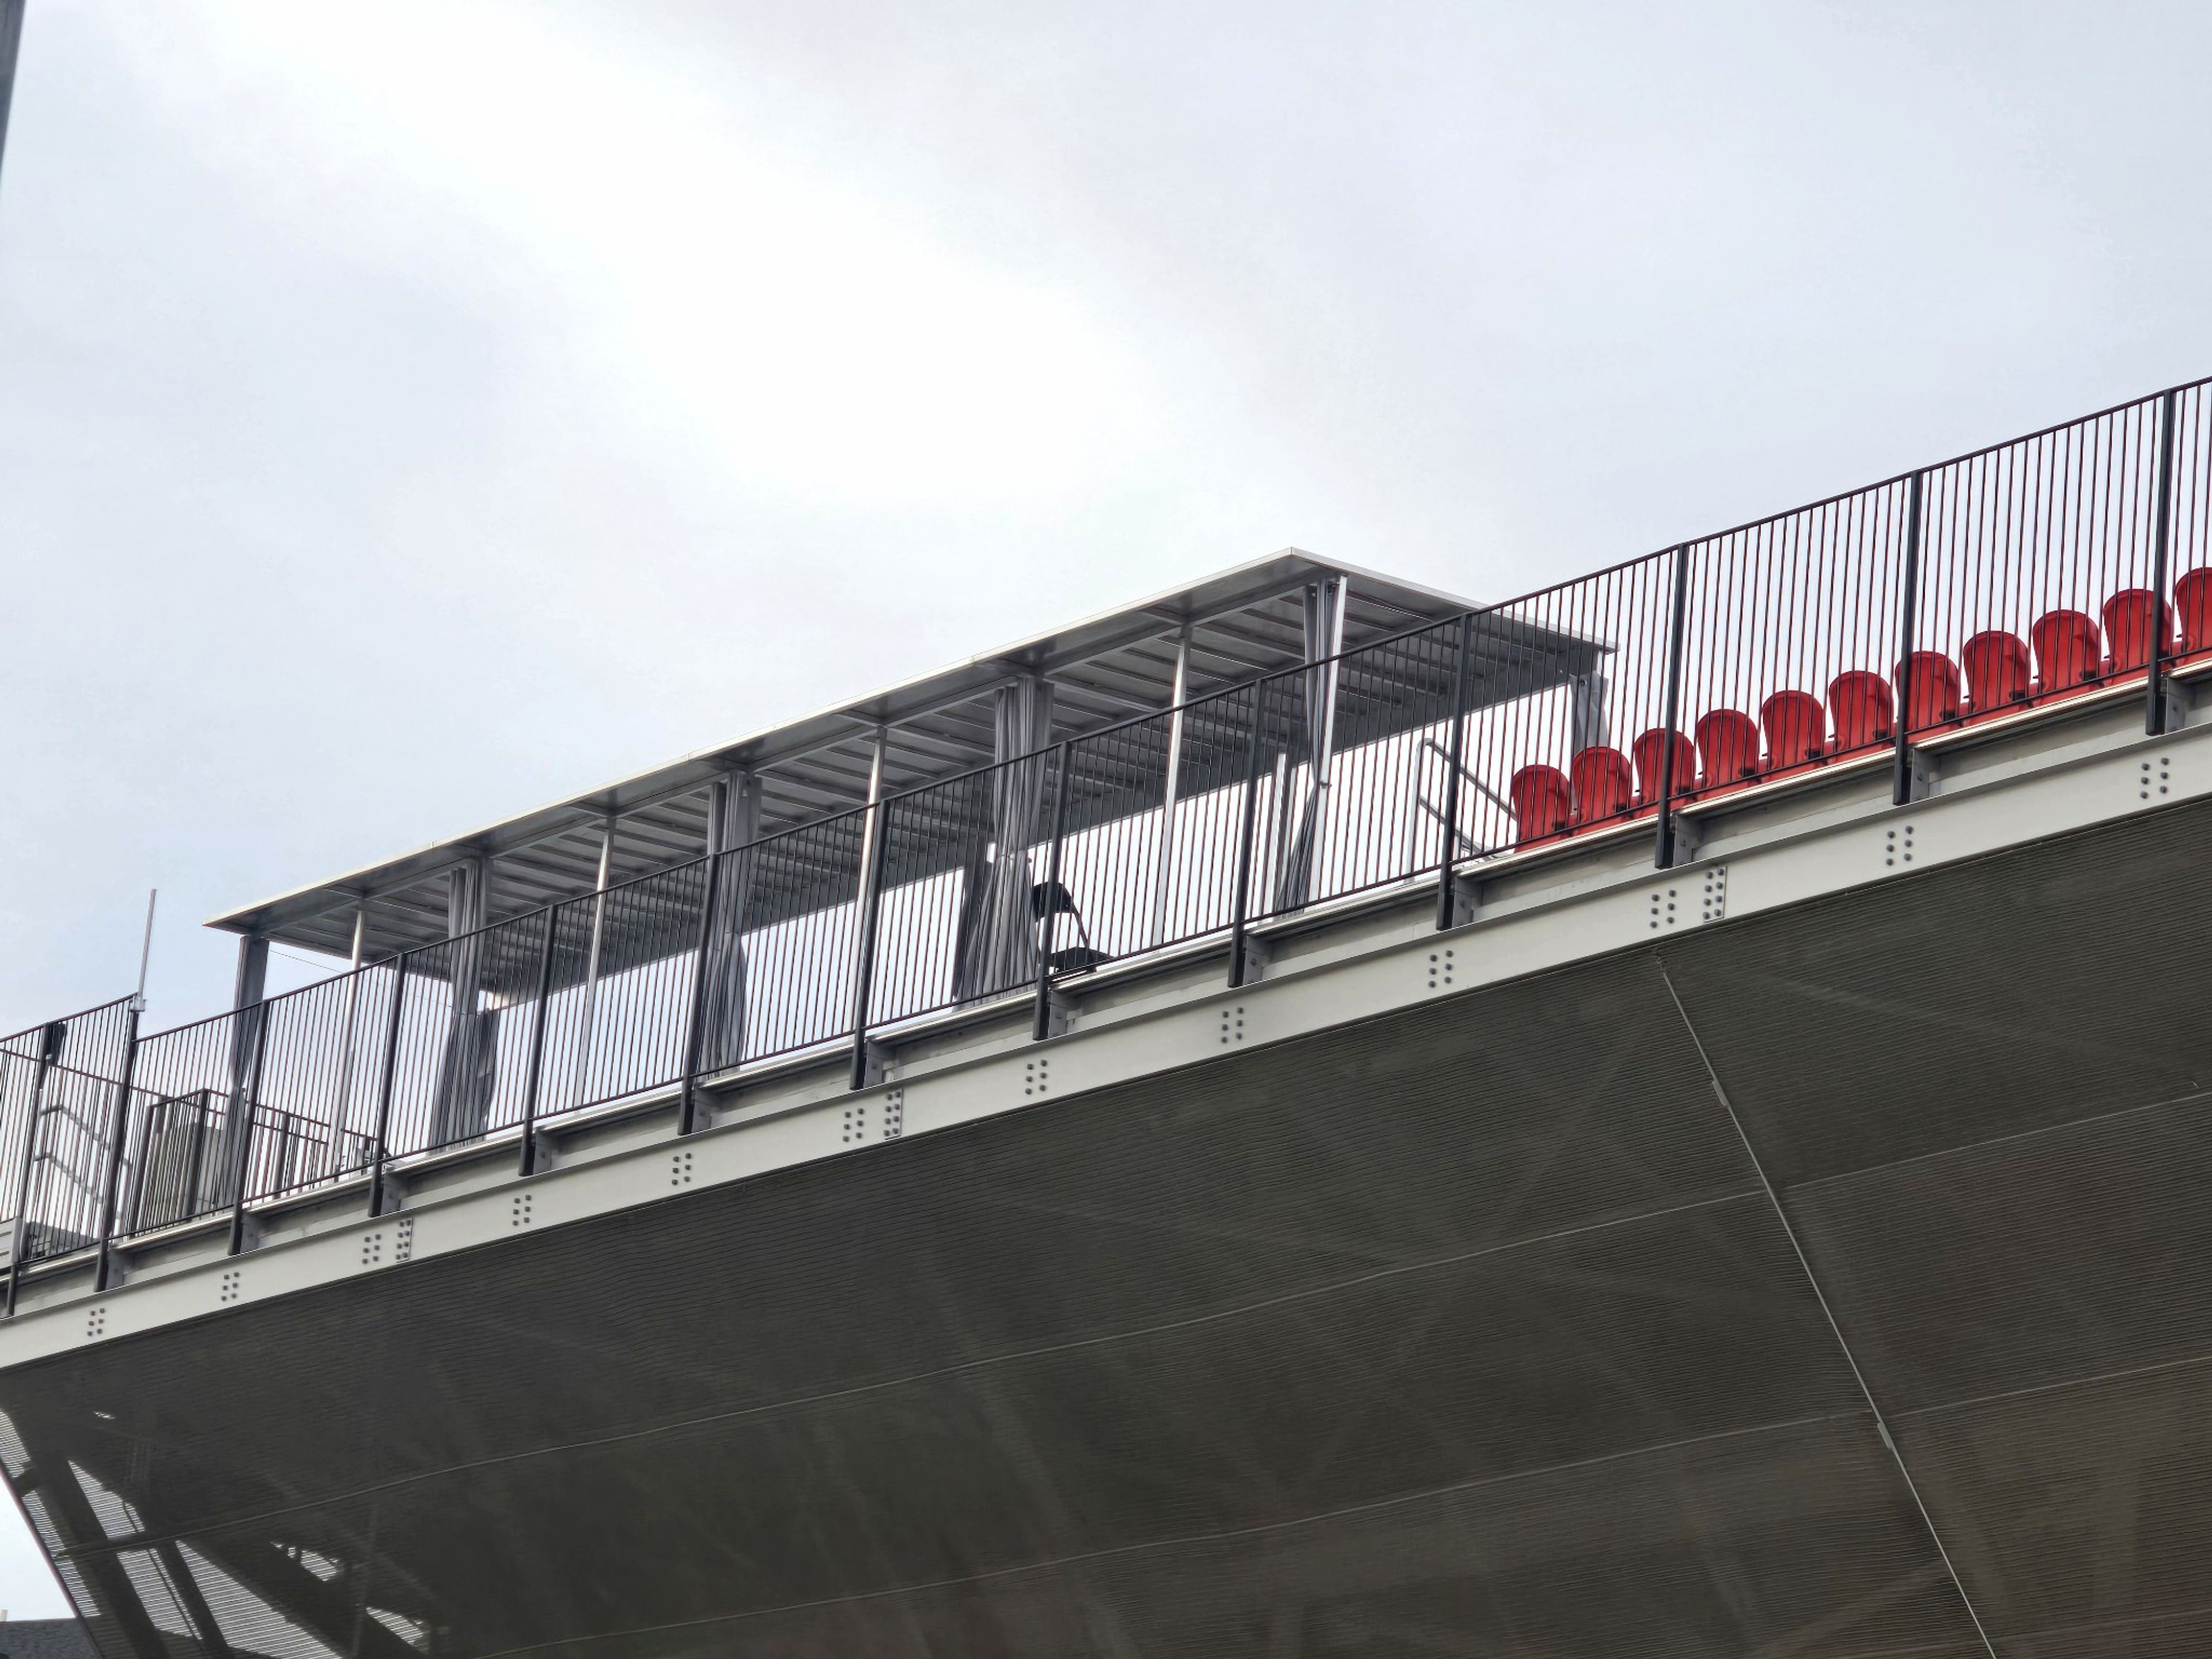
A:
[135, 889, 158, 1006]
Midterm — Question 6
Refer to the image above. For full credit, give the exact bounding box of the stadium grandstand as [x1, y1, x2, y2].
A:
[1, 380, 2210, 1655]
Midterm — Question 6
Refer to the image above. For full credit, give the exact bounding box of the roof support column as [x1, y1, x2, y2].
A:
[203, 937, 269, 1229]
[698, 771, 760, 1075]
[1274, 577, 1347, 913]
[431, 857, 494, 1148]
[953, 674, 1056, 1002]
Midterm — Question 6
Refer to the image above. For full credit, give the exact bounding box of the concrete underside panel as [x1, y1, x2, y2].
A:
[6, 800, 2212, 1657]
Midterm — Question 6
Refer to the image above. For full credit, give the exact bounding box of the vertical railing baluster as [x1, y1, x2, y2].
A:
[1228, 681, 1268, 989]
[1654, 545, 1692, 868]
[518, 903, 560, 1172]
[2147, 387, 2180, 736]
[91, 999, 144, 1293]
[1892, 471, 1927, 806]
[677, 854, 725, 1137]
[1033, 742, 1074, 1041]
[368, 953, 410, 1218]
[1435, 612, 1476, 925]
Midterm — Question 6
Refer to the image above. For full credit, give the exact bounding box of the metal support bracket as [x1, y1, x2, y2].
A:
[1898, 747, 1938, 804]
[1036, 987, 1072, 1040]
[1660, 811, 1706, 867]
[1441, 874, 1483, 930]
[2154, 680, 2188, 736]
[853, 1039, 894, 1091]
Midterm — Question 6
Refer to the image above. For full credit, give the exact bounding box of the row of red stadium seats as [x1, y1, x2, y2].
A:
[1508, 575, 2212, 840]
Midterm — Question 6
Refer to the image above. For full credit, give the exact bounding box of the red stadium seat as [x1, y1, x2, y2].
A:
[1510, 764, 1571, 842]
[2031, 609, 2103, 693]
[1569, 746, 1633, 825]
[2177, 569, 2212, 656]
[1759, 690, 1827, 772]
[1694, 709, 1760, 789]
[1893, 651, 1963, 731]
[1631, 728, 1696, 806]
[1826, 671, 1893, 753]
[2101, 588, 2175, 673]
[1961, 631, 2031, 711]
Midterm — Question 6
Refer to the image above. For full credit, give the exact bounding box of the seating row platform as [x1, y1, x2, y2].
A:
[1509, 577, 2212, 840]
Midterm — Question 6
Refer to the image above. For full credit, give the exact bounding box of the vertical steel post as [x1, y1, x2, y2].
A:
[846, 732, 891, 1092]
[226, 998, 272, 1256]
[847, 801, 889, 1091]
[1654, 544, 1693, 868]
[5, 1022, 66, 1317]
[1227, 681, 1270, 988]
[517, 903, 560, 1173]
[92, 1000, 144, 1293]
[2147, 388, 2180, 736]
[1033, 742, 1074, 1041]
[568, 813, 616, 1110]
[677, 852, 726, 1137]
[1435, 611, 1476, 926]
[1148, 623, 1192, 948]
[1892, 471, 1927, 806]
[366, 953, 410, 1218]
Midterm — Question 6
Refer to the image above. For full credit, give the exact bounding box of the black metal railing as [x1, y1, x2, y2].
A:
[8, 376, 2212, 1286]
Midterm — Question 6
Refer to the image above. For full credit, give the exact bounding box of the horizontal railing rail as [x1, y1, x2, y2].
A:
[6, 374, 2211, 1292]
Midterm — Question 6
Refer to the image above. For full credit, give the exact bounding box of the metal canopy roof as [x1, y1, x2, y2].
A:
[215, 552, 1497, 962]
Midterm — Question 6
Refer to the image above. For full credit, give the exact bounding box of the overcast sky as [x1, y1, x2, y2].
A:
[0, 0, 2207, 1615]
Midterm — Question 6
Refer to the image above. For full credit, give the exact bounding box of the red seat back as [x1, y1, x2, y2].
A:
[1509, 765, 1570, 841]
[2031, 608, 2102, 692]
[1825, 671, 1893, 753]
[1631, 728, 1696, 806]
[1893, 651, 1963, 730]
[2177, 568, 2212, 656]
[1759, 690, 1826, 772]
[2101, 588, 2175, 673]
[1961, 631, 2030, 711]
[1694, 709, 1759, 788]
[1569, 747, 1632, 825]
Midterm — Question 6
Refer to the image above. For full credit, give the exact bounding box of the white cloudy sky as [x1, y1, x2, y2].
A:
[0, 0, 2207, 1615]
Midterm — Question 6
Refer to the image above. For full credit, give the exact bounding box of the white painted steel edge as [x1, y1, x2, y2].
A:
[3, 710, 2206, 1369]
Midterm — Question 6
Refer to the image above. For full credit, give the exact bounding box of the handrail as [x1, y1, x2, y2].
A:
[5, 374, 2209, 1288]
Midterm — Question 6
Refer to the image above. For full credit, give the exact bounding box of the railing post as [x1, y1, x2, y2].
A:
[5, 1022, 66, 1317]
[1654, 544, 1692, 868]
[92, 999, 144, 1293]
[367, 953, 410, 1218]
[226, 999, 272, 1256]
[1892, 471, 1927, 807]
[517, 903, 560, 1173]
[1148, 623, 1192, 948]
[1033, 742, 1074, 1041]
[677, 853, 726, 1137]
[2147, 387, 2180, 736]
[1434, 612, 1476, 927]
[1227, 680, 1269, 988]
[847, 800, 889, 1092]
